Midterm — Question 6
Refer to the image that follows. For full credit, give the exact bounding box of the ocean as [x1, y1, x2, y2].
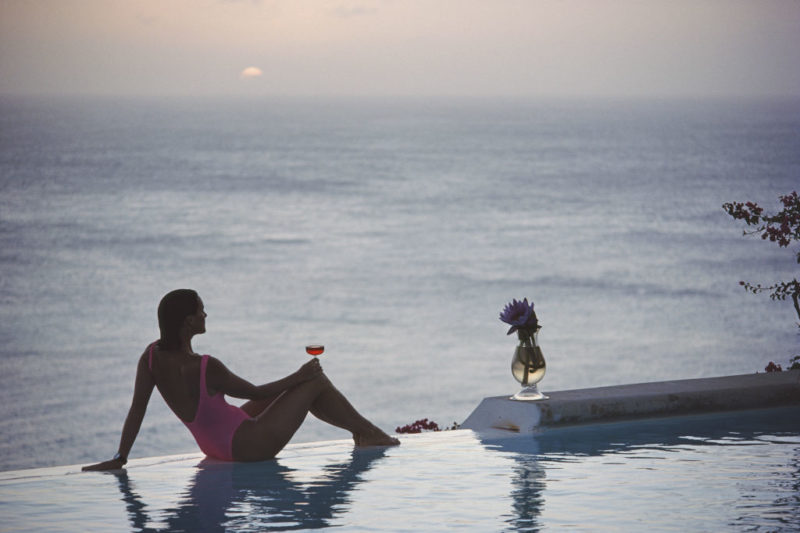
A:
[1, 94, 798, 472]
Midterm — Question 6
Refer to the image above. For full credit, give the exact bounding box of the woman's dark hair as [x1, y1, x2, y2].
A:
[158, 289, 199, 349]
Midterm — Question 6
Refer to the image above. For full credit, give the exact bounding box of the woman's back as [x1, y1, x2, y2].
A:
[149, 344, 251, 461]
[148, 344, 203, 423]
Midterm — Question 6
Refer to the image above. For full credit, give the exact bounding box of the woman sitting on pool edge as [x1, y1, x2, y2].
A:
[84, 289, 398, 471]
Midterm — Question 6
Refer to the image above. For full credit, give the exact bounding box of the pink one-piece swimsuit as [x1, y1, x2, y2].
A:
[149, 344, 250, 461]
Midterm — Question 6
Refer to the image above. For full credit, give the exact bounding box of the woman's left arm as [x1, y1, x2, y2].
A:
[83, 350, 155, 471]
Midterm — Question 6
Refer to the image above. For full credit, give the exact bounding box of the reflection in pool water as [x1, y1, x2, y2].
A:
[113, 447, 387, 531]
[486, 406, 800, 531]
[2, 406, 797, 531]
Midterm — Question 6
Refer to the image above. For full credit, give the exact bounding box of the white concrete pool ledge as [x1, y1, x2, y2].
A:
[461, 370, 800, 434]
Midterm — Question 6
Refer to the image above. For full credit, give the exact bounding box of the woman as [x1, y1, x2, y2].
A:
[84, 289, 398, 471]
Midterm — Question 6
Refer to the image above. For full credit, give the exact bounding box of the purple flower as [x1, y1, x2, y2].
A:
[499, 298, 539, 335]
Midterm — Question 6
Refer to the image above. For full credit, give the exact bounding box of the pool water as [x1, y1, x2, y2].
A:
[1, 407, 798, 532]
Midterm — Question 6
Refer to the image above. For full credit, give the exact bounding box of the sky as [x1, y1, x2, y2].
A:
[1, 0, 799, 99]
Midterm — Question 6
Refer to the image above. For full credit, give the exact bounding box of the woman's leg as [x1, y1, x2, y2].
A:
[241, 388, 344, 429]
[240, 393, 283, 418]
[308, 381, 395, 446]
[233, 373, 397, 461]
[309, 377, 399, 446]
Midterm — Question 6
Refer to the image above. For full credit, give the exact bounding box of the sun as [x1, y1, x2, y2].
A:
[239, 67, 263, 80]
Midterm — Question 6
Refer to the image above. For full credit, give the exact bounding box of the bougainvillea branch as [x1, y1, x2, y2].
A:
[723, 191, 800, 368]
[723, 191, 800, 262]
[395, 419, 440, 433]
[739, 280, 800, 321]
[723, 191, 800, 324]
[395, 419, 461, 433]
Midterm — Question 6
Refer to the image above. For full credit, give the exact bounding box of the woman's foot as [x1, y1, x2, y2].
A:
[354, 426, 400, 447]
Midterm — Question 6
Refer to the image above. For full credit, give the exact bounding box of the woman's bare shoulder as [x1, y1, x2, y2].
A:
[205, 354, 230, 374]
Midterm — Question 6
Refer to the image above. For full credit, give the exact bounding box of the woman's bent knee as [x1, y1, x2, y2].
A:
[313, 371, 332, 387]
[300, 371, 332, 394]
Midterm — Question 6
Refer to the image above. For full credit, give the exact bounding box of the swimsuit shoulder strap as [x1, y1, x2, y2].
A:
[199, 354, 210, 397]
[148, 342, 157, 371]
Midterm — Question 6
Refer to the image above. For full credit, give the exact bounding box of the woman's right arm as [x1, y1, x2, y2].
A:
[208, 357, 322, 401]
[83, 350, 155, 471]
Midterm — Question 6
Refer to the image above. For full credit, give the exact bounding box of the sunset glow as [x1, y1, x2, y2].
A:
[0, 0, 798, 98]
[239, 67, 263, 80]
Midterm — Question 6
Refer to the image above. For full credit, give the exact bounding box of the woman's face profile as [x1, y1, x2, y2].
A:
[188, 297, 207, 335]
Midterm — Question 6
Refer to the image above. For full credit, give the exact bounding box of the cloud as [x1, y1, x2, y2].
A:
[239, 66, 263, 79]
